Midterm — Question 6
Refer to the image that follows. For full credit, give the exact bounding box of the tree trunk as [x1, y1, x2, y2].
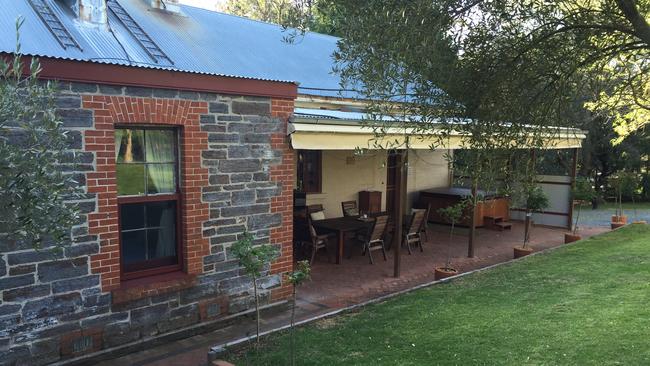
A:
[290, 286, 296, 366]
[446, 221, 455, 269]
[573, 204, 582, 235]
[468, 180, 478, 258]
[524, 211, 531, 248]
[615, 0, 650, 46]
[253, 276, 260, 346]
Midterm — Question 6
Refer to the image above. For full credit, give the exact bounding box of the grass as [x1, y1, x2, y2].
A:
[231, 224, 650, 365]
[598, 201, 650, 210]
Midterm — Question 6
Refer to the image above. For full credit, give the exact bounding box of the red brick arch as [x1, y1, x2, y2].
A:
[82, 95, 210, 291]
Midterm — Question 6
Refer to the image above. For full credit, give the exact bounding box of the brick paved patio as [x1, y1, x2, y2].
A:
[300, 222, 607, 309]
[95, 222, 607, 366]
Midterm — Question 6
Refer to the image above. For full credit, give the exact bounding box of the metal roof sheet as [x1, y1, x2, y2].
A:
[1, 0, 354, 96]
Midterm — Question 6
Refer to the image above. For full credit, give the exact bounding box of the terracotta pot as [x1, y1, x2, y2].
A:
[513, 246, 533, 258]
[611, 215, 628, 224]
[611, 222, 626, 229]
[564, 233, 581, 244]
[434, 267, 458, 280]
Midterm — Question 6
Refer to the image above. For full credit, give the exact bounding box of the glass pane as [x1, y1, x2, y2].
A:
[146, 200, 176, 227]
[147, 164, 176, 194]
[147, 228, 177, 259]
[116, 129, 145, 163]
[145, 130, 175, 163]
[121, 230, 147, 265]
[120, 203, 145, 231]
[117, 164, 146, 196]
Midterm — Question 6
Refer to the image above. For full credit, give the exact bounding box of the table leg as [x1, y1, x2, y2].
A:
[337, 230, 344, 264]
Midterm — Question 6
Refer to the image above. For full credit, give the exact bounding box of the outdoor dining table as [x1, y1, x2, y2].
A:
[311, 216, 374, 264]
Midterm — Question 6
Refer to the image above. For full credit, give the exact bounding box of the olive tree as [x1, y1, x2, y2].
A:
[1, 19, 80, 250]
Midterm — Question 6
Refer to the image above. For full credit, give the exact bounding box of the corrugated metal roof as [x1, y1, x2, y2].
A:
[295, 108, 386, 121]
[1, 0, 355, 97]
[294, 107, 414, 123]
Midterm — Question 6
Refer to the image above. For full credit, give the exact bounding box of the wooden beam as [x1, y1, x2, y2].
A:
[568, 148, 579, 229]
[393, 150, 408, 278]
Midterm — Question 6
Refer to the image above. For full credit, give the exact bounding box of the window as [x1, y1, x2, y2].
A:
[296, 150, 321, 193]
[115, 128, 181, 278]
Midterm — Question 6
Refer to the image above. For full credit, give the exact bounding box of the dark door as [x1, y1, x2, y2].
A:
[386, 151, 400, 217]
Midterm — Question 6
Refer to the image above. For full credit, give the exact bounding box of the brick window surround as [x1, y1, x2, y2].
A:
[82, 96, 210, 291]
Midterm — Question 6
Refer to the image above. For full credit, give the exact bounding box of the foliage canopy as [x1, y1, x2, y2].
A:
[0, 19, 80, 248]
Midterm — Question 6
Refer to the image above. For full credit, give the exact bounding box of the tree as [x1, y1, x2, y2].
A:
[286, 260, 311, 366]
[230, 231, 279, 345]
[285, 0, 649, 138]
[437, 200, 467, 273]
[572, 177, 597, 235]
[222, 0, 341, 36]
[0, 18, 80, 250]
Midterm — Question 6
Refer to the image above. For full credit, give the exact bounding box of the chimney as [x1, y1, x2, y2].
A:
[65, 0, 107, 27]
[150, 0, 182, 14]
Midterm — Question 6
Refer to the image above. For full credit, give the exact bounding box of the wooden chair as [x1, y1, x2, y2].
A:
[304, 217, 335, 265]
[307, 204, 324, 214]
[418, 204, 431, 242]
[341, 201, 359, 217]
[402, 210, 426, 254]
[359, 215, 389, 264]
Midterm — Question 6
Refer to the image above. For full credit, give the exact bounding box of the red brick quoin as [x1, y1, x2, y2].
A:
[269, 98, 296, 302]
[82, 95, 210, 292]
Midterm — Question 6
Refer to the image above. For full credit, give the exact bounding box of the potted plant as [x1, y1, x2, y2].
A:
[565, 177, 596, 243]
[624, 172, 644, 224]
[514, 185, 549, 258]
[434, 201, 467, 280]
[609, 171, 636, 228]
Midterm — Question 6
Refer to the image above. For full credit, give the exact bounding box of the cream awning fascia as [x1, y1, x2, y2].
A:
[289, 120, 587, 151]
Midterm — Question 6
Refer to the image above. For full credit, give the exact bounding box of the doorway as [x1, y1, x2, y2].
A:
[386, 151, 401, 218]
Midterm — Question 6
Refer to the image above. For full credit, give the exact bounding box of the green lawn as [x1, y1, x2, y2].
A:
[232, 224, 650, 365]
[599, 201, 650, 210]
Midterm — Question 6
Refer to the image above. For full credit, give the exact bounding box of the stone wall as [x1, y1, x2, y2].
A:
[0, 82, 294, 365]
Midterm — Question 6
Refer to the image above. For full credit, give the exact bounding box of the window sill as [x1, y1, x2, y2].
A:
[112, 271, 197, 305]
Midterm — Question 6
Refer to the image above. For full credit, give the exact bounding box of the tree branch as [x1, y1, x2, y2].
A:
[615, 0, 650, 46]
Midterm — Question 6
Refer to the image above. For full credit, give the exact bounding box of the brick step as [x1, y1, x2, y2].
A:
[484, 215, 504, 223]
[494, 221, 512, 231]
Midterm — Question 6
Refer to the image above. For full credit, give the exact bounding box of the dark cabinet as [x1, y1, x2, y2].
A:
[359, 190, 382, 213]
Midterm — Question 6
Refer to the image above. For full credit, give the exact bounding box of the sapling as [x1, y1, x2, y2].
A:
[436, 200, 467, 272]
[286, 260, 311, 366]
[521, 185, 549, 248]
[608, 170, 640, 224]
[230, 231, 279, 345]
[571, 177, 596, 235]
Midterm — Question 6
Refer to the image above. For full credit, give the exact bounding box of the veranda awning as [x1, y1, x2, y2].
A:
[289, 108, 586, 151]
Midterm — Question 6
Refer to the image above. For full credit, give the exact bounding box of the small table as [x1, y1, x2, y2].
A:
[311, 216, 374, 264]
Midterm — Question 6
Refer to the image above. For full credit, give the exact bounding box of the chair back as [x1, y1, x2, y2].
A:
[370, 215, 389, 242]
[341, 201, 358, 217]
[422, 203, 431, 224]
[408, 210, 426, 235]
[307, 204, 324, 214]
[307, 217, 319, 242]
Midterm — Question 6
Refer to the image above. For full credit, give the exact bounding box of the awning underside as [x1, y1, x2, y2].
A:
[290, 108, 586, 151]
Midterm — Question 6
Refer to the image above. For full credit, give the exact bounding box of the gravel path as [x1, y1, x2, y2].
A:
[575, 204, 650, 228]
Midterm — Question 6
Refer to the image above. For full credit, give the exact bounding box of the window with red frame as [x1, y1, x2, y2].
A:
[115, 127, 181, 278]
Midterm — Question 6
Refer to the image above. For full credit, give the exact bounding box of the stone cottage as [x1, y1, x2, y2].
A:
[0, 1, 586, 365]
[0, 1, 304, 364]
